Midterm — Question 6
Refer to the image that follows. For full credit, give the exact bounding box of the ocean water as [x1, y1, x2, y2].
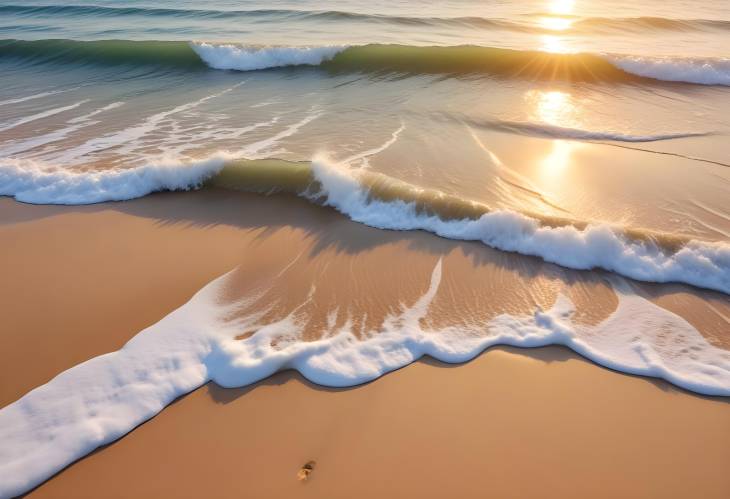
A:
[1, 1, 730, 496]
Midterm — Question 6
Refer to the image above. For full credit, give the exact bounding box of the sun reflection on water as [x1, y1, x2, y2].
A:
[539, 16, 572, 31]
[540, 140, 574, 174]
[528, 90, 578, 128]
[538, 0, 576, 51]
[526, 89, 583, 178]
[549, 0, 575, 15]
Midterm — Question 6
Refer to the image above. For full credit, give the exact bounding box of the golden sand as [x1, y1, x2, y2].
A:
[0, 190, 728, 498]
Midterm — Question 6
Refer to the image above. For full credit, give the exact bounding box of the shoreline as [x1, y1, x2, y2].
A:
[28, 348, 730, 499]
[1, 190, 728, 498]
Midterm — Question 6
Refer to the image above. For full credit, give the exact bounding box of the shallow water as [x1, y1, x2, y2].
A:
[1, 2, 729, 237]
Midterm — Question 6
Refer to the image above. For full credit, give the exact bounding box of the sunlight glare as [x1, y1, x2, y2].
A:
[539, 34, 568, 53]
[549, 0, 575, 15]
[526, 89, 582, 178]
[539, 16, 573, 31]
[528, 90, 578, 127]
[540, 139, 576, 175]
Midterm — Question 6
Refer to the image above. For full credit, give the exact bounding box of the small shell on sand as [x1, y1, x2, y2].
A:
[297, 460, 316, 481]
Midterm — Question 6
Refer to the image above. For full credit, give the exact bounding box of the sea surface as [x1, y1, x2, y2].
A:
[1, 1, 730, 496]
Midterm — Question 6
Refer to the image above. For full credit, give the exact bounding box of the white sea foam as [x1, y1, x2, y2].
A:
[0, 107, 322, 204]
[190, 42, 346, 71]
[606, 54, 730, 86]
[0, 87, 80, 108]
[66, 101, 125, 124]
[0, 102, 124, 158]
[0, 272, 232, 499]
[45, 84, 242, 165]
[1, 257, 729, 497]
[237, 110, 322, 157]
[308, 157, 730, 294]
[339, 121, 405, 167]
[0, 100, 89, 133]
[0, 156, 224, 204]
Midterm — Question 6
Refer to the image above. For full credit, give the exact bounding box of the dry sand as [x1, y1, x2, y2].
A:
[0, 189, 728, 498]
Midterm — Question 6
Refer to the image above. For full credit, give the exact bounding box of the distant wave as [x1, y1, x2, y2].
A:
[2, 4, 729, 34]
[2, 39, 729, 86]
[2, 156, 729, 295]
[529, 13, 730, 32]
[194, 44, 730, 86]
[464, 118, 712, 142]
[191, 43, 632, 82]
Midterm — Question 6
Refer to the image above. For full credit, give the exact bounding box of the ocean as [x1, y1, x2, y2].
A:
[0, 1, 729, 496]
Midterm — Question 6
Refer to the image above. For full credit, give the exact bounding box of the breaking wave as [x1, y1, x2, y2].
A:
[2, 39, 730, 86]
[0, 156, 225, 204]
[2, 155, 729, 294]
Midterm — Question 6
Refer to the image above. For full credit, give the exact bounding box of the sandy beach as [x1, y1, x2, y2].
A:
[1, 190, 728, 498]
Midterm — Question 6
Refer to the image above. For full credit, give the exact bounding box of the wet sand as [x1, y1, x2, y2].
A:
[0, 190, 728, 498]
